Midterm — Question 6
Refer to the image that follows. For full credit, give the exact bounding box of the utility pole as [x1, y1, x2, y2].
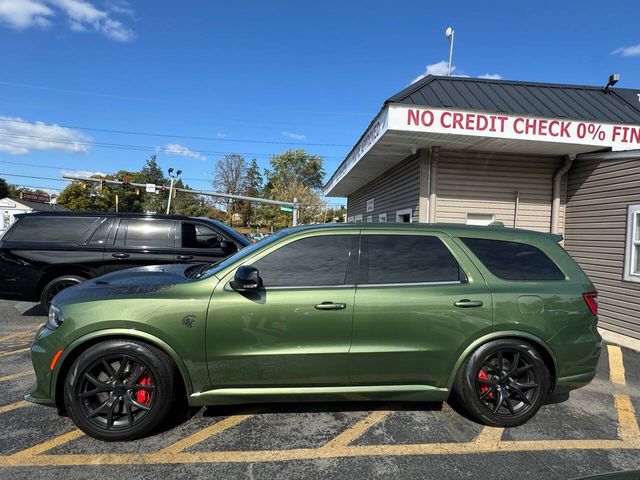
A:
[292, 197, 298, 227]
[166, 167, 182, 214]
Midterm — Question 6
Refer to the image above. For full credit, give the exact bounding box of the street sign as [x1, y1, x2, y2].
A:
[145, 183, 156, 193]
[280, 206, 294, 212]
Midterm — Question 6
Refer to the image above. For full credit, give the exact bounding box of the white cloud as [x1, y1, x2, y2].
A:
[105, 0, 134, 17]
[61, 169, 107, 178]
[281, 131, 306, 140]
[161, 143, 206, 161]
[613, 44, 640, 57]
[478, 73, 503, 80]
[216, 132, 226, 138]
[0, 0, 135, 41]
[0, 116, 90, 155]
[412, 61, 454, 83]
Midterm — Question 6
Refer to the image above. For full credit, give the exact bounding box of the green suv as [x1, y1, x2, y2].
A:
[27, 223, 601, 441]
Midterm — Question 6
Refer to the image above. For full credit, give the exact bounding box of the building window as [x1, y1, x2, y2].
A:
[346, 216, 354, 223]
[378, 213, 387, 223]
[466, 213, 495, 226]
[396, 208, 412, 223]
[366, 199, 375, 212]
[624, 204, 640, 283]
[366, 215, 372, 223]
[354, 214, 363, 223]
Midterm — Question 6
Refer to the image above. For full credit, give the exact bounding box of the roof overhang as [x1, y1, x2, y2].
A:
[324, 103, 640, 197]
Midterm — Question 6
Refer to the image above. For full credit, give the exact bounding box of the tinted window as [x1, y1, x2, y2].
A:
[116, 219, 173, 248]
[360, 235, 461, 284]
[87, 218, 112, 245]
[461, 238, 564, 281]
[6, 216, 100, 243]
[252, 235, 355, 287]
[181, 222, 224, 249]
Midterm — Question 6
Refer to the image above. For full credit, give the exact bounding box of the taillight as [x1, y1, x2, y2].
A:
[583, 291, 598, 316]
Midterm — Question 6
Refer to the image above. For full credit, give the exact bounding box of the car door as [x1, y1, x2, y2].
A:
[103, 217, 177, 274]
[175, 220, 235, 264]
[350, 232, 493, 388]
[207, 232, 359, 388]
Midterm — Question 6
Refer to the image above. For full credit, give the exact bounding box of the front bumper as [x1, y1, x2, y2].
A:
[25, 325, 64, 408]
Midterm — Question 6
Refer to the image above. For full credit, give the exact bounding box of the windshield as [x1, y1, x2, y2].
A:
[190, 229, 288, 279]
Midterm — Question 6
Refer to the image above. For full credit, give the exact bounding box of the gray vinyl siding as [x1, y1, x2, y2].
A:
[436, 150, 565, 233]
[347, 154, 420, 222]
[564, 158, 640, 339]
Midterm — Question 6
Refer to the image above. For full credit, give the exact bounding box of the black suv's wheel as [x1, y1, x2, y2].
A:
[454, 339, 550, 427]
[40, 275, 85, 311]
[64, 340, 176, 441]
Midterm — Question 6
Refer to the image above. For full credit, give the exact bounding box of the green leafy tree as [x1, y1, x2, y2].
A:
[0, 178, 9, 198]
[261, 150, 326, 228]
[238, 159, 263, 226]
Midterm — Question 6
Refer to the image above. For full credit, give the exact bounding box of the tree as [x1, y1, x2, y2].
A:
[212, 154, 247, 225]
[238, 159, 263, 226]
[264, 149, 325, 192]
[57, 182, 115, 211]
[0, 178, 9, 198]
[261, 150, 326, 227]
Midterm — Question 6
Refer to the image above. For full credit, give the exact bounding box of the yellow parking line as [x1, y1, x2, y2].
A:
[1, 438, 639, 467]
[322, 410, 390, 448]
[156, 409, 260, 454]
[0, 347, 30, 358]
[0, 370, 33, 383]
[614, 394, 640, 442]
[473, 426, 504, 447]
[607, 345, 626, 385]
[9, 429, 85, 458]
[0, 401, 31, 414]
[0, 329, 36, 343]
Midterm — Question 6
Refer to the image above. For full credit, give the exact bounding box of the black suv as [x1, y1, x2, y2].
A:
[0, 212, 250, 310]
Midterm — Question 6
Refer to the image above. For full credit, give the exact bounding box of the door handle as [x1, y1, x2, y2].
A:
[177, 255, 194, 261]
[454, 299, 484, 308]
[314, 302, 347, 310]
[112, 253, 130, 259]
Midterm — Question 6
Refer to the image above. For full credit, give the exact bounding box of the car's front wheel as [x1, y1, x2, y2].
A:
[64, 340, 176, 441]
[40, 275, 86, 312]
[454, 339, 550, 427]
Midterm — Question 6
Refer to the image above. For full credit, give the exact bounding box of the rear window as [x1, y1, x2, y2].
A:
[461, 237, 565, 281]
[4, 216, 100, 243]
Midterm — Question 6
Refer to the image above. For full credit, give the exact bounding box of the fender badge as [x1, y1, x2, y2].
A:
[182, 314, 196, 328]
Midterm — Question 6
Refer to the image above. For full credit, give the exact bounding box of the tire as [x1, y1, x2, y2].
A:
[64, 340, 176, 441]
[454, 339, 550, 428]
[40, 275, 85, 311]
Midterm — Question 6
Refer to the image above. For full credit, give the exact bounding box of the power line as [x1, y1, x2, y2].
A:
[0, 118, 352, 148]
[0, 132, 345, 161]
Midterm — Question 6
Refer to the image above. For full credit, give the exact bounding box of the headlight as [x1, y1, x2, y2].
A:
[46, 305, 64, 330]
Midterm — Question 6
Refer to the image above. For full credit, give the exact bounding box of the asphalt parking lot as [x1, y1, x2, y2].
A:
[0, 299, 638, 480]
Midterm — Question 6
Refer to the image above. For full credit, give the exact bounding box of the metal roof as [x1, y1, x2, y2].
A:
[385, 75, 640, 125]
[7, 198, 69, 212]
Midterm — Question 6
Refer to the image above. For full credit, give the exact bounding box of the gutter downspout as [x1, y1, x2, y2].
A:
[428, 146, 439, 223]
[551, 154, 575, 235]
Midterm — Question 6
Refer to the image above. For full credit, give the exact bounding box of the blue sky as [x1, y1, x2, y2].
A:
[0, 0, 639, 205]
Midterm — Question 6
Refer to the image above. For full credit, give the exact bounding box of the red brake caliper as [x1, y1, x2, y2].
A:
[136, 374, 152, 405]
[478, 369, 494, 399]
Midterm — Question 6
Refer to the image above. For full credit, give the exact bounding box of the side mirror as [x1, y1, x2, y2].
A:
[230, 265, 263, 292]
[221, 240, 238, 255]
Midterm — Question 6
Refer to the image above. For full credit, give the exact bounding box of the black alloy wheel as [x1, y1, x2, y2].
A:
[64, 340, 176, 441]
[76, 354, 156, 430]
[455, 339, 550, 427]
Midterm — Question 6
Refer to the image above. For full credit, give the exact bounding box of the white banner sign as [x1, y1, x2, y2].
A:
[145, 183, 156, 193]
[389, 105, 640, 150]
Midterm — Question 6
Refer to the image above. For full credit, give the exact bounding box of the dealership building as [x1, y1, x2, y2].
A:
[324, 75, 640, 340]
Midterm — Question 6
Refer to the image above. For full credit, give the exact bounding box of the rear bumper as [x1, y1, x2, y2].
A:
[554, 370, 597, 394]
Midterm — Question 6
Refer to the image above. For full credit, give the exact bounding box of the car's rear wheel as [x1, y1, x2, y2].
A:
[64, 340, 176, 441]
[40, 275, 85, 311]
[454, 339, 549, 427]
